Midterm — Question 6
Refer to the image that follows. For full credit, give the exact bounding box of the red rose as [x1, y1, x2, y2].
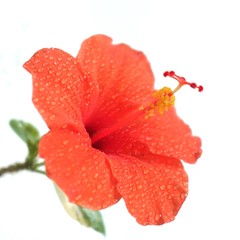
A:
[24, 35, 202, 225]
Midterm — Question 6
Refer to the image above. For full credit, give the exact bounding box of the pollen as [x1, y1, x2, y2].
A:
[146, 87, 175, 118]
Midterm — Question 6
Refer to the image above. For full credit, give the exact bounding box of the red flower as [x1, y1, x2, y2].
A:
[24, 35, 202, 225]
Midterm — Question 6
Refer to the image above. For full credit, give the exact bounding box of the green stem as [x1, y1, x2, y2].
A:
[0, 162, 46, 177]
[32, 169, 46, 175]
[33, 162, 45, 168]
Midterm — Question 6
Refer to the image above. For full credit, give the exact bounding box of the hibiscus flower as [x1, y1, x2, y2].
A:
[24, 34, 202, 225]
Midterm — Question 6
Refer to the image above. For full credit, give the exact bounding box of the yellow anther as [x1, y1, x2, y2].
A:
[146, 87, 175, 118]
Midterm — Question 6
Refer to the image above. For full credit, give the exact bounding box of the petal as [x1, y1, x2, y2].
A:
[39, 129, 121, 210]
[98, 107, 202, 163]
[24, 48, 96, 130]
[107, 153, 188, 225]
[77, 34, 155, 132]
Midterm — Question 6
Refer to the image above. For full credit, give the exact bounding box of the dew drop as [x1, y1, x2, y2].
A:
[75, 195, 82, 201]
[65, 172, 71, 177]
[143, 169, 149, 175]
[154, 214, 162, 221]
[168, 194, 173, 200]
[49, 114, 55, 120]
[181, 193, 187, 199]
[94, 173, 99, 179]
[183, 181, 188, 187]
[160, 185, 165, 190]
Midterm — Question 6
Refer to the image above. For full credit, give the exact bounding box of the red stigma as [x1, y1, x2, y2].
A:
[163, 71, 203, 92]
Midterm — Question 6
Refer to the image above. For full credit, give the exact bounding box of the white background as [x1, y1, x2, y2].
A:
[0, 0, 239, 239]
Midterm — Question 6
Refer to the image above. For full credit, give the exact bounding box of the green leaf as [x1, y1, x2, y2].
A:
[55, 184, 106, 235]
[9, 119, 40, 144]
[9, 119, 40, 162]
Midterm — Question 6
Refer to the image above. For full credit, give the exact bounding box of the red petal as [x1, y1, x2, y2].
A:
[23, 48, 96, 130]
[107, 153, 188, 225]
[76, 34, 155, 132]
[99, 107, 202, 163]
[39, 129, 121, 210]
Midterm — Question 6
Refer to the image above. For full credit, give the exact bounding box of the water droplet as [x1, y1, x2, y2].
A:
[33, 98, 39, 103]
[164, 168, 170, 173]
[137, 163, 143, 168]
[181, 193, 187, 199]
[168, 194, 173, 199]
[81, 166, 86, 171]
[65, 172, 71, 177]
[160, 185, 165, 190]
[141, 203, 146, 208]
[142, 221, 149, 226]
[94, 173, 99, 179]
[63, 140, 69, 145]
[143, 169, 149, 175]
[75, 195, 82, 201]
[49, 114, 55, 120]
[183, 181, 188, 187]
[154, 214, 162, 221]
[175, 171, 180, 176]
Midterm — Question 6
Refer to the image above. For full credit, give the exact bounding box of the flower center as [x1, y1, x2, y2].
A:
[91, 71, 203, 145]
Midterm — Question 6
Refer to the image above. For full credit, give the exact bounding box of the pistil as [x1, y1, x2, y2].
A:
[163, 71, 203, 95]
